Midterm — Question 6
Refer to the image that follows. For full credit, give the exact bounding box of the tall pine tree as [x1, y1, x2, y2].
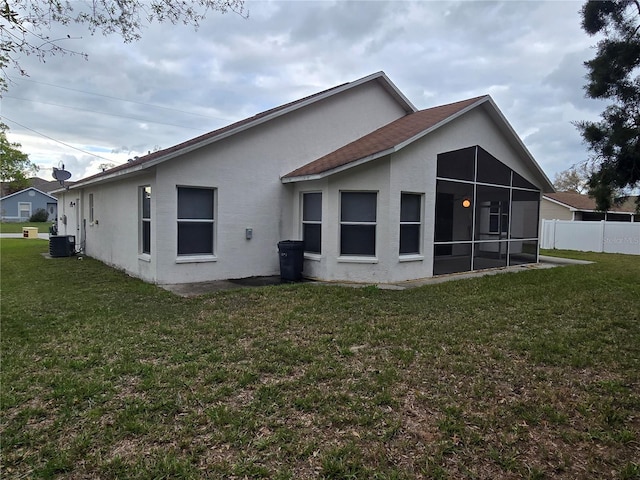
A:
[576, 0, 640, 211]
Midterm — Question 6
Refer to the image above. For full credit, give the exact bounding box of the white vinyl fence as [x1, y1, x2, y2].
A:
[541, 220, 640, 255]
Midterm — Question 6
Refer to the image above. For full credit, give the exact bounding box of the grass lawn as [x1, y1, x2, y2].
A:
[1, 240, 639, 479]
[0, 222, 51, 234]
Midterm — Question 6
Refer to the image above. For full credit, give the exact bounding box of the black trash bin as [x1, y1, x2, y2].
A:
[278, 240, 304, 282]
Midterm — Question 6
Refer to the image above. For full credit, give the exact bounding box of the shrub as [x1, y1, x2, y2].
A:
[29, 208, 49, 222]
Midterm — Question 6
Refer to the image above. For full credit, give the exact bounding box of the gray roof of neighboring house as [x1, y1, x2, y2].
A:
[544, 192, 639, 213]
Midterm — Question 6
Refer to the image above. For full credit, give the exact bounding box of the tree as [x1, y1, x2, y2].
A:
[576, 0, 640, 211]
[0, 0, 246, 84]
[553, 164, 591, 193]
[0, 122, 38, 193]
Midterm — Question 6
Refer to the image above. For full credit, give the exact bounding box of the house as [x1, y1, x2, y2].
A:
[54, 71, 553, 285]
[0, 177, 65, 198]
[1, 187, 58, 222]
[542, 192, 639, 223]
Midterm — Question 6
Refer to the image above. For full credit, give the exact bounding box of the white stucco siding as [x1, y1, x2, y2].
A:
[75, 175, 157, 282]
[147, 80, 408, 284]
[288, 106, 547, 284]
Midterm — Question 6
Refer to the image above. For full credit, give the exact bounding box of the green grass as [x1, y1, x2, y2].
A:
[0, 222, 51, 233]
[2, 239, 639, 479]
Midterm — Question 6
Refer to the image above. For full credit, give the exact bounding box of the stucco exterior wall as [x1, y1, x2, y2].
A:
[59, 175, 157, 282]
[290, 104, 547, 284]
[62, 80, 408, 284]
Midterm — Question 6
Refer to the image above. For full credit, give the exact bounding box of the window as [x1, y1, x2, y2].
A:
[302, 192, 321, 254]
[89, 194, 94, 223]
[177, 187, 215, 256]
[400, 193, 422, 255]
[18, 202, 31, 219]
[340, 192, 377, 256]
[140, 187, 151, 254]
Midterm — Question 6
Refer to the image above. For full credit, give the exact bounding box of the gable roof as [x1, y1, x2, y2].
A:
[0, 187, 57, 201]
[282, 96, 554, 192]
[60, 72, 416, 191]
[282, 96, 487, 181]
[544, 192, 638, 213]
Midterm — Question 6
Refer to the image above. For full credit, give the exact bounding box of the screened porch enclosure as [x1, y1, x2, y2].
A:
[433, 146, 540, 276]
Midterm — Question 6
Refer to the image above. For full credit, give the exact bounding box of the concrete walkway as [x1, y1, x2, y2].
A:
[1, 233, 592, 296]
[1, 233, 50, 240]
[161, 255, 593, 297]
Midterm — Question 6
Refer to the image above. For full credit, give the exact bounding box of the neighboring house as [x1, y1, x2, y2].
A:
[0, 177, 65, 198]
[542, 192, 639, 223]
[0, 187, 58, 222]
[54, 71, 553, 285]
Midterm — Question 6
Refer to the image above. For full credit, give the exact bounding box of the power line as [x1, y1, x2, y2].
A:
[1, 115, 113, 161]
[4, 95, 209, 131]
[13, 77, 234, 122]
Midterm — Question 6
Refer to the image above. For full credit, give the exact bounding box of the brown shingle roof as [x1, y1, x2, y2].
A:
[545, 192, 638, 213]
[65, 71, 416, 190]
[282, 96, 488, 179]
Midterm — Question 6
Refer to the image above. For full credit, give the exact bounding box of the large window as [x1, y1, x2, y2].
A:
[400, 193, 422, 255]
[177, 187, 215, 256]
[302, 192, 322, 254]
[18, 202, 31, 219]
[140, 187, 151, 255]
[434, 146, 540, 275]
[340, 192, 377, 256]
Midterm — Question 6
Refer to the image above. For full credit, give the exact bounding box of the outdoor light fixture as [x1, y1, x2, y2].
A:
[462, 198, 471, 208]
[69, 201, 76, 207]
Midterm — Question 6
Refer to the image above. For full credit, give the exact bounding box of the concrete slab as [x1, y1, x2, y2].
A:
[158, 256, 593, 297]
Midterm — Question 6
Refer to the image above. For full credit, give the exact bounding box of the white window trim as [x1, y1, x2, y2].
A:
[176, 186, 217, 258]
[339, 191, 378, 258]
[140, 186, 151, 256]
[399, 192, 424, 257]
[301, 191, 322, 255]
[18, 202, 31, 217]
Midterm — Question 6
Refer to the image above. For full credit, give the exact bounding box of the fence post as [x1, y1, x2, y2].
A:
[599, 220, 605, 252]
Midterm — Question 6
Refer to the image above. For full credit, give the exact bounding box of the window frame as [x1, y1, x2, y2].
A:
[339, 191, 378, 259]
[89, 193, 94, 223]
[18, 202, 31, 218]
[399, 192, 423, 257]
[301, 192, 322, 256]
[176, 186, 216, 261]
[139, 186, 151, 256]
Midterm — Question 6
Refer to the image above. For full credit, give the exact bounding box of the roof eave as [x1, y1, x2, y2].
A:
[63, 72, 415, 191]
[483, 98, 555, 192]
[282, 148, 396, 183]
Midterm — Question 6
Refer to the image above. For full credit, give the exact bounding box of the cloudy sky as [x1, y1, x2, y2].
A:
[2, 0, 606, 183]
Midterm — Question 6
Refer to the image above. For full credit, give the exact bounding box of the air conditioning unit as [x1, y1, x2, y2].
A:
[49, 235, 76, 258]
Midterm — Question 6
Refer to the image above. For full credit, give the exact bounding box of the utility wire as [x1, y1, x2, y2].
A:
[13, 77, 234, 122]
[4, 95, 209, 131]
[1, 115, 113, 161]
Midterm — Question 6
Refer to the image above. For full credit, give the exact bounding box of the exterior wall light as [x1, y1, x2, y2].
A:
[462, 198, 471, 208]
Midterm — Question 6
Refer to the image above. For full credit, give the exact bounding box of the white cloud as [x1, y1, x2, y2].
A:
[2, 0, 605, 181]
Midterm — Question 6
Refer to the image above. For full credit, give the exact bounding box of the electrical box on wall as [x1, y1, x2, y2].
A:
[245, 228, 253, 240]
